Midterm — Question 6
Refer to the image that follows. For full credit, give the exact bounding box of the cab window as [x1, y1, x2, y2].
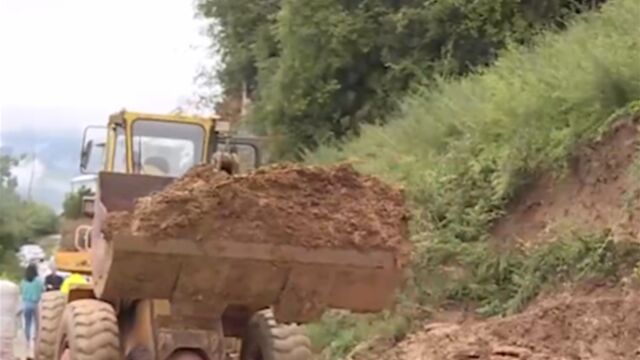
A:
[131, 120, 205, 177]
[113, 126, 127, 172]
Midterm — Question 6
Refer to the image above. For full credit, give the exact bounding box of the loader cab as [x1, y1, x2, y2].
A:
[79, 110, 261, 177]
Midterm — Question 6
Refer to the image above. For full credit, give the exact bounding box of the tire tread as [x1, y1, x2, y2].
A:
[35, 291, 66, 360]
[57, 299, 121, 360]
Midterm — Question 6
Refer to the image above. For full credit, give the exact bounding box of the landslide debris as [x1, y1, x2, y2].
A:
[380, 288, 640, 360]
[105, 163, 411, 264]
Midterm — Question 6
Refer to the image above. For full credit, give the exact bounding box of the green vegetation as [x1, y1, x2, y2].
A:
[430, 233, 640, 316]
[308, 309, 411, 357]
[0, 155, 59, 280]
[196, 0, 605, 158]
[301, 0, 640, 357]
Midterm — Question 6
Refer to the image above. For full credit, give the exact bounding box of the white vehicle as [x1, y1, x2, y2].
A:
[17, 244, 46, 268]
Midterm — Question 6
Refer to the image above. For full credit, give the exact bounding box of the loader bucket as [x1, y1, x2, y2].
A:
[91, 169, 407, 324]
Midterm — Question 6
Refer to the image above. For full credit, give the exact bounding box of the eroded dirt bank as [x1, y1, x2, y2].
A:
[492, 118, 640, 246]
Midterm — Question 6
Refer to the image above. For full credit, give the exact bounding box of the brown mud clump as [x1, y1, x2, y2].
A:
[105, 163, 411, 263]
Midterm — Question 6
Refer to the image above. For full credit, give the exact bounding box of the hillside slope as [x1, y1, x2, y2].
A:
[366, 114, 640, 359]
[305, 0, 640, 358]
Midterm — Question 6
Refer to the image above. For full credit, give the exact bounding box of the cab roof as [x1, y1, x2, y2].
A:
[108, 109, 220, 127]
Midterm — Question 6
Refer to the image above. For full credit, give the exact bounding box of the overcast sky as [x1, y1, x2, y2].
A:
[0, 0, 214, 137]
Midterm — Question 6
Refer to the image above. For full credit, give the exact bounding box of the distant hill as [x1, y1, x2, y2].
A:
[2, 130, 82, 212]
[1, 105, 106, 212]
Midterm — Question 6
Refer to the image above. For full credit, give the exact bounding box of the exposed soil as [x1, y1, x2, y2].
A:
[105, 163, 411, 264]
[492, 117, 640, 246]
[377, 287, 640, 360]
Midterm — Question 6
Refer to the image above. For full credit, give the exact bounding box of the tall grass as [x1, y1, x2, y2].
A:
[306, 0, 640, 357]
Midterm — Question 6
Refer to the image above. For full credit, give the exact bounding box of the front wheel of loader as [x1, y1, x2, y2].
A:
[35, 291, 66, 360]
[240, 310, 312, 360]
[168, 350, 206, 360]
[55, 299, 121, 360]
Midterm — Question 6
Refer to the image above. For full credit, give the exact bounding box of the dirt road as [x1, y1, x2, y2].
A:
[13, 334, 29, 360]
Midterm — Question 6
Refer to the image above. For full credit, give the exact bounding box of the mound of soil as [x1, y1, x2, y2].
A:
[105, 163, 411, 263]
[492, 117, 640, 245]
[380, 288, 640, 360]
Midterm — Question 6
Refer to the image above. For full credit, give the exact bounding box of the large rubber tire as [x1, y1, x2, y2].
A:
[55, 299, 121, 360]
[35, 291, 66, 360]
[240, 310, 312, 360]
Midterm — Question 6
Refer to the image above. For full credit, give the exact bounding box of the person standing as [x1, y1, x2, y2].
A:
[19, 263, 44, 351]
[44, 263, 64, 291]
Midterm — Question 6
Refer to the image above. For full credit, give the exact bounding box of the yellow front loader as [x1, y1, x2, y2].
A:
[37, 110, 405, 360]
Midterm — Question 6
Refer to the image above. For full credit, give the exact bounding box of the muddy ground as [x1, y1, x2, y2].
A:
[380, 286, 640, 360]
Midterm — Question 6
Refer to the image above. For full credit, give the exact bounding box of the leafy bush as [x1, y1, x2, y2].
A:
[0, 155, 58, 271]
[0, 252, 22, 282]
[436, 233, 639, 316]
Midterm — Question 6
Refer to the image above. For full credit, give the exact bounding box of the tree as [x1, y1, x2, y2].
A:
[0, 155, 59, 276]
[0, 155, 19, 189]
[196, 0, 606, 158]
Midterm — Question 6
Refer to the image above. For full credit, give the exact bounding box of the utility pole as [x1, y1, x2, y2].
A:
[26, 143, 36, 201]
